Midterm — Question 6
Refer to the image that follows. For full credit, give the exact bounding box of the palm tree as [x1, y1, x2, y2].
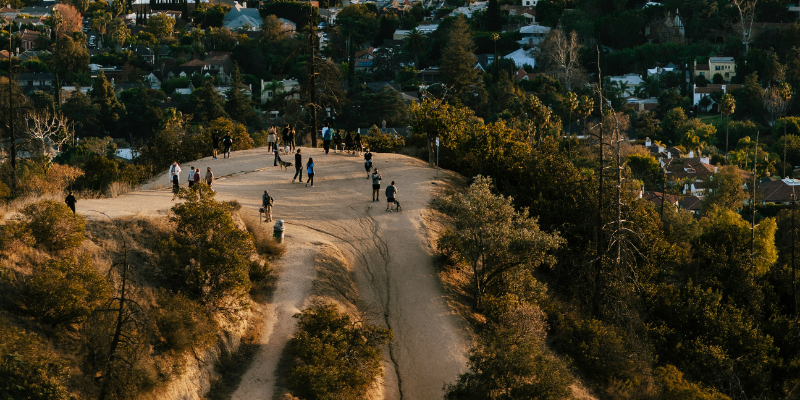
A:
[406, 28, 426, 68]
[719, 93, 736, 153]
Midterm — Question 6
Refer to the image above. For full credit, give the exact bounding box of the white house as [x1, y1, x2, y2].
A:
[260, 78, 300, 104]
[518, 25, 550, 47]
[504, 48, 537, 69]
[608, 73, 643, 97]
[223, 2, 262, 30]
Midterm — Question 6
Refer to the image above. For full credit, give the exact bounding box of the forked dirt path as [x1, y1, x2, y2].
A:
[79, 147, 469, 400]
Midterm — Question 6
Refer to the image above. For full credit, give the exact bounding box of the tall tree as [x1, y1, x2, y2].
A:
[0, 78, 33, 197]
[435, 176, 564, 309]
[146, 13, 176, 38]
[541, 28, 582, 92]
[731, 0, 758, 54]
[52, 4, 83, 39]
[225, 64, 257, 126]
[90, 71, 125, 135]
[336, 4, 378, 85]
[440, 16, 480, 103]
[49, 36, 89, 83]
[189, 78, 229, 123]
[485, 0, 502, 32]
[719, 93, 736, 152]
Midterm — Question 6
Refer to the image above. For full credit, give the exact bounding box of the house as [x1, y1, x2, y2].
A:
[474, 54, 494, 71]
[500, 5, 536, 24]
[260, 78, 300, 104]
[449, 1, 488, 18]
[757, 178, 800, 205]
[645, 9, 684, 43]
[627, 97, 659, 112]
[20, 29, 40, 51]
[517, 24, 550, 47]
[641, 190, 681, 208]
[319, 8, 341, 25]
[646, 62, 677, 77]
[417, 67, 441, 84]
[223, 2, 261, 31]
[17, 72, 53, 88]
[17, 49, 49, 61]
[354, 46, 376, 70]
[145, 72, 161, 89]
[19, 6, 51, 16]
[504, 47, 537, 68]
[678, 195, 704, 215]
[608, 74, 643, 97]
[132, 45, 155, 64]
[692, 83, 743, 111]
[522, 0, 537, 6]
[513, 68, 536, 81]
[694, 57, 736, 82]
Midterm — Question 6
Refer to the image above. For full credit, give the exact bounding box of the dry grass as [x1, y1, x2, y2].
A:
[241, 213, 286, 258]
[309, 246, 362, 315]
[205, 308, 266, 400]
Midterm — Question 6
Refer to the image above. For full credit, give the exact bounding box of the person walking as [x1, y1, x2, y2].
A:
[188, 167, 195, 187]
[386, 181, 397, 211]
[322, 123, 332, 154]
[262, 190, 274, 222]
[333, 129, 343, 153]
[364, 148, 373, 178]
[205, 167, 214, 189]
[267, 126, 277, 154]
[193, 167, 201, 186]
[274, 143, 281, 166]
[282, 123, 290, 152]
[371, 168, 381, 201]
[222, 132, 233, 158]
[305, 158, 315, 187]
[65, 190, 77, 213]
[293, 148, 304, 183]
[212, 130, 220, 160]
[344, 132, 354, 154]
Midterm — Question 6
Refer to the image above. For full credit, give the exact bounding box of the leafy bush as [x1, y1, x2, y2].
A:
[21, 200, 86, 251]
[0, 318, 70, 400]
[445, 303, 573, 400]
[152, 290, 217, 354]
[655, 365, 731, 400]
[287, 304, 392, 400]
[362, 126, 405, 153]
[158, 184, 255, 306]
[0, 221, 34, 253]
[24, 253, 111, 325]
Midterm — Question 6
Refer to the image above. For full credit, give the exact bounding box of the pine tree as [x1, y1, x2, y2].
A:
[90, 71, 125, 135]
[486, 0, 502, 32]
[440, 16, 480, 103]
[225, 64, 257, 126]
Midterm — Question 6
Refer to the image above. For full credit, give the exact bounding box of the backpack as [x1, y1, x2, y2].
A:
[223, 137, 232, 146]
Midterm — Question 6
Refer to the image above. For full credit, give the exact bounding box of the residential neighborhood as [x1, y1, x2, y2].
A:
[3, 0, 800, 398]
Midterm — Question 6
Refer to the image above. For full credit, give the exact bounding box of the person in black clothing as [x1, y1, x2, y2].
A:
[212, 130, 220, 159]
[65, 191, 76, 213]
[292, 148, 303, 183]
[222, 132, 233, 158]
[363, 148, 373, 178]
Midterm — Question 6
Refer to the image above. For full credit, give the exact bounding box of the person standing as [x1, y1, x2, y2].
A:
[282, 123, 290, 152]
[205, 167, 214, 189]
[305, 158, 315, 187]
[333, 129, 342, 153]
[322, 123, 332, 154]
[170, 161, 181, 194]
[212, 130, 220, 160]
[289, 127, 296, 151]
[193, 168, 201, 186]
[371, 168, 381, 202]
[293, 148, 304, 183]
[344, 132, 354, 154]
[262, 190, 274, 222]
[222, 132, 233, 158]
[354, 132, 363, 155]
[386, 181, 397, 211]
[188, 167, 195, 187]
[364, 148, 373, 178]
[267, 126, 277, 153]
[65, 191, 76, 213]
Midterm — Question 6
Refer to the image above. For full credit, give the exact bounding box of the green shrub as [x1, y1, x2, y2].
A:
[655, 365, 731, 400]
[152, 290, 217, 354]
[21, 200, 86, 251]
[0, 317, 70, 400]
[24, 253, 111, 325]
[158, 184, 255, 306]
[362, 126, 405, 153]
[287, 304, 392, 400]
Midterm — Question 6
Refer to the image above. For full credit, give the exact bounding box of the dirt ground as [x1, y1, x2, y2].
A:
[79, 146, 470, 400]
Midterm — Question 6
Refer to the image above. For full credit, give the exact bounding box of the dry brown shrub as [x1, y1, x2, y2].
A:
[18, 163, 83, 197]
[241, 213, 285, 258]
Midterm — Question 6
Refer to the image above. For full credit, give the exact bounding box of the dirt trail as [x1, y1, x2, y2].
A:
[79, 147, 469, 399]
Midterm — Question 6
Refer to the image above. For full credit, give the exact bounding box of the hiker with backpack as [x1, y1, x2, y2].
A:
[305, 158, 315, 187]
[364, 148, 373, 178]
[371, 168, 381, 202]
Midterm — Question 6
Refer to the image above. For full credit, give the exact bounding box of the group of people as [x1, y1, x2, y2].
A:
[268, 124, 297, 155]
[170, 161, 214, 193]
[321, 123, 364, 155]
[211, 131, 234, 160]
